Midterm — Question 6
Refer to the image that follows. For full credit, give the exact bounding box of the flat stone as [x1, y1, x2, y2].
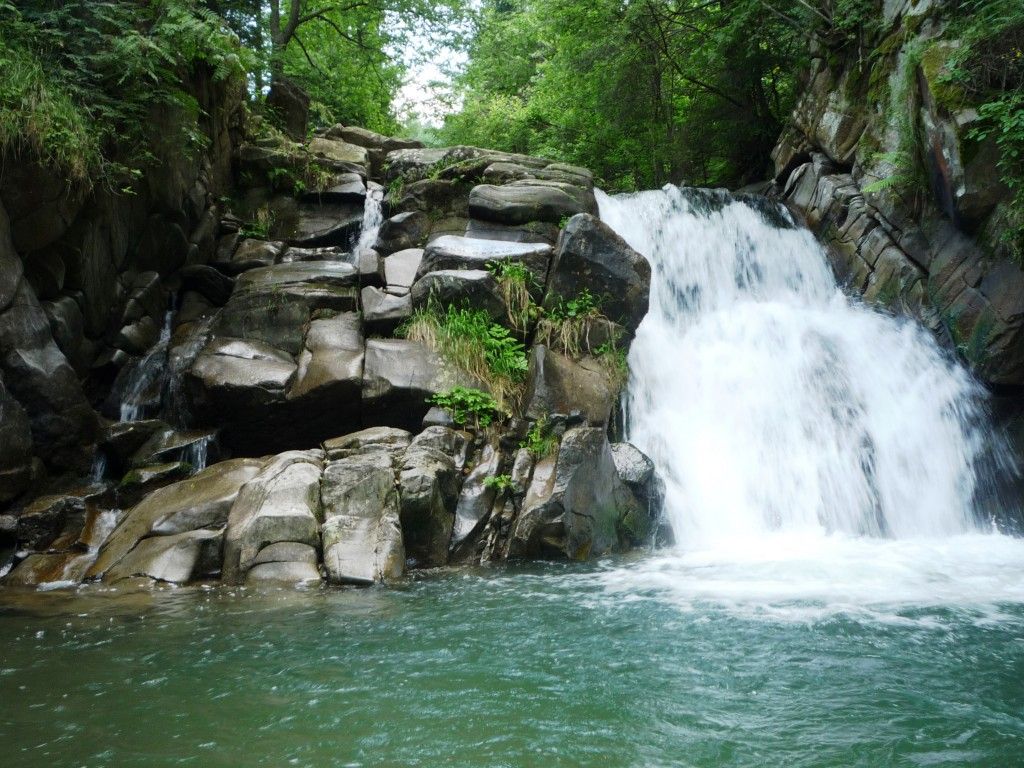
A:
[418, 235, 552, 289]
[105, 529, 223, 584]
[469, 184, 589, 225]
[309, 137, 368, 167]
[246, 560, 321, 585]
[383, 248, 424, 291]
[410, 270, 507, 323]
[361, 286, 412, 335]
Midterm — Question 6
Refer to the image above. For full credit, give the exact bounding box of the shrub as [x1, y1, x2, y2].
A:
[487, 260, 536, 331]
[521, 416, 558, 459]
[482, 474, 514, 493]
[429, 387, 502, 429]
[536, 289, 621, 358]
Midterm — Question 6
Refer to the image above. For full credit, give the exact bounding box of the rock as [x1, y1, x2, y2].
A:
[357, 247, 384, 287]
[545, 214, 651, 334]
[266, 77, 310, 141]
[0, 377, 32, 504]
[398, 444, 460, 567]
[410, 270, 507, 322]
[246, 559, 321, 585]
[189, 338, 296, 405]
[129, 427, 218, 468]
[309, 137, 369, 168]
[178, 265, 235, 305]
[287, 202, 364, 249]
[524, 346, 619, 427]
[16, 494, 85, 550]
[383, 248, 424, 292]
[213, 238, 283, 274]
[87, 458, 264, 579]
[222, 450, 324, 584]
[299, 172, 366, 205]
[361, 286, 412, 335]
[610, 442, 661, 547]
[118, 462, 192, 504]
[469, 184, 590, 226]
[422, 406, 456, 429]
[5, 551, 97, 587]
[213, 262, 359, 355]
[609, 443, 655, 488]
[374, 212, 429, 256]
[279, 246, 353, 265]
[99, 419, 168, 469]
[321, 452, 404, 584]
[361, 339, 476, 431]
[465, 218, 562, 246]
[326, 125, 423, 154]
[105, 529, 223, 584]
[510, 427, 635, 560]
[286, 313, 363, 425]
[323, 426, 412, 459]
[418, 236, 552, 294]
[451, 443, 502, 547]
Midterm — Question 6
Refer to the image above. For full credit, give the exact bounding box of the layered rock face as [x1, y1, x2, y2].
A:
[770, 1, 1024, 388]
[1, 115, 660, 588]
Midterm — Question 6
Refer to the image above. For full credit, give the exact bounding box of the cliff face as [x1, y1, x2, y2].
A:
[772, 0, 1024, 390]
[0, 69, 243, 498]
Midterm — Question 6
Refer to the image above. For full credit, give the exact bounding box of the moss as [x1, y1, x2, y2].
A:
[919, 42, 968, 113]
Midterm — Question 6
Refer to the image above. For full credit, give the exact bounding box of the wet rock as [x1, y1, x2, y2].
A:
[129, 427, 218, 468]
[98, 419, 168, 469]
[451, 443, 502, 548]
[105, 529, 223, 584]
[399, 444, 460, 567]
[118, 462, 192, 506]
[321, 452, 404, 584]
[299, 172, 366, 205]
[87, 458, 264, 579]
[178, 265, 234, 305]
[6, 550, 97, 587]
[16, 494, 85, 550]
[510, 427, 638, 560]
[246, 558, 321, 585]
[545, 214, 651, 334]
[213, 239, 283, 275]
[287, 312, 363, 412]
[222, 450, 324, 584]
[287, 201, 364, 248]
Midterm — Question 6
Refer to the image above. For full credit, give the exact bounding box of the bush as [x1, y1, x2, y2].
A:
[521, 416, 558, 459]
[536, 289, 621, 358]
[400, 302, 528, 408]
[487, 260, 536, 331]
[429, 387, 502, 429]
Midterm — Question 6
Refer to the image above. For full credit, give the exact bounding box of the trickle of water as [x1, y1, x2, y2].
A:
[119, 310, 174, 422]
[182, 434, 213, 472]
[89, 451, 107, 484]
[356, 185, 384, 253]
[597, 186, 1008, 545]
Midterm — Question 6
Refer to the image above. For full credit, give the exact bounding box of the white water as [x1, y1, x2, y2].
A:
[356, 185, 384, 253]
[119, 310, 174, 422]
[598, 186, 1024, 612]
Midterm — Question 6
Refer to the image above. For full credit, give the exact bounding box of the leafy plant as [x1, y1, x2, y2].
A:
[240, 204, 275, 239]
[521, 416, 558, 459]
[483, 473, 514, 492]
[401, 302, 528, 408]
[536, 289, 619, 358]
[594, 341, 629, 392]
[429, 387, 502, 429]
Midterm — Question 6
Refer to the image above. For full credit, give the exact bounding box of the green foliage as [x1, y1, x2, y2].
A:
[0, 0, 245, 184]
[521, 416, 557, 459]
[239, 203, 274, 238]
[487, 260, 536, 331]
[400, 303, 528, 408]
[441, 0, 810, 189]
[429, 387, 502, 429]
[483, 474, 514, 492]
[537, 289, 618, 358]
[594, 341, 629, 392]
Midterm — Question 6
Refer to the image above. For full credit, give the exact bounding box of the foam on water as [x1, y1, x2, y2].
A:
[597, 186, 1024, 612]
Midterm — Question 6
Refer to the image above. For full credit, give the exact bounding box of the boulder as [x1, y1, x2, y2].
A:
[246, 557, 321, 585]
[361, 286, 412, 335]
[610, 442, 661, 546]
[451, 443, 502, 548]
[524, 346, 619, 427]
[98, 419, 168, 469]
[469, 184, 589, 226]
[178, 265, 235, 305]
[105, 529, 223, 584]
[287, 202, 364, 248]
[299, 172, 366, 205]
[16, 494, 85, 550]
[320, 452, 404, 584]
[5, 551, 96, 587]
[374, 212, 429, 256]
[418, 235, 552, 293]
[212, 239, 283, 274]
[129, 427, 218, 468]
[323, 426, 412, 459]
[383, 248, 424, 292]
[361, 339, 476, 431]
[309, 137, 369, 168]
[509, 427, 636, 560]
[287, 312, 363, 411]
[86, 458, 264, 579]
[398, 444, 460, 567]
[222, 450, 324, 584]
[410, 270, 507, 322]
[545, 214, 651, 334]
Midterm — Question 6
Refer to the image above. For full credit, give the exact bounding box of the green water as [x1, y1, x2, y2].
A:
[2, 555, 1024, 768]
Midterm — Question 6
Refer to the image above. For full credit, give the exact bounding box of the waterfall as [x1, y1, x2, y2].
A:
[598, 186, 1008, 548]
[119, 310, 174, 422]
[356, 185, 384, 253]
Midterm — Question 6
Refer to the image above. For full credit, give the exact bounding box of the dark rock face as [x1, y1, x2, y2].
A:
[266, 77, 310, 142]
[545, 214, 652, 334]
[524, 346, 619, 428]
[469, 184, 591, 226]
[411, 270, 508, 323]
[770, 10, 1024, 387]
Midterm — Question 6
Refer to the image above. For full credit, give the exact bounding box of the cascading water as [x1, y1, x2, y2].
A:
[355, 184, 384, 253]
[597, 186, 1024, 611]
[118, 309, 174, 422]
